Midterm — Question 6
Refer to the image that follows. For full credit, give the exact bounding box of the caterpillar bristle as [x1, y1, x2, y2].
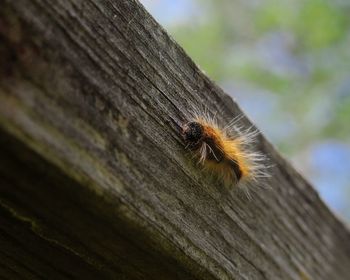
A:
[182, 108, 269, 193]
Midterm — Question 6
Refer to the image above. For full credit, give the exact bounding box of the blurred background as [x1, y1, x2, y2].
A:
[140, 0, 350, 222]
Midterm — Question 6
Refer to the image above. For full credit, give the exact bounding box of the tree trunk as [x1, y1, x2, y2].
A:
[0, 0, 349, 279]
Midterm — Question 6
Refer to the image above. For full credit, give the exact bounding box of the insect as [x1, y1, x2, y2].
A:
[181, 110, 268, 191]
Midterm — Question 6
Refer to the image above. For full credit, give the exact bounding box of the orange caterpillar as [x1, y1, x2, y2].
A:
[182, 111, 268, 190]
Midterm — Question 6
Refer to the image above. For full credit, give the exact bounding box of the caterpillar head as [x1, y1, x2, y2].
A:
[182, 122, 203, 147]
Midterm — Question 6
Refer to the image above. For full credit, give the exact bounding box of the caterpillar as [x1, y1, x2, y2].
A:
[181, 110, 268, 191]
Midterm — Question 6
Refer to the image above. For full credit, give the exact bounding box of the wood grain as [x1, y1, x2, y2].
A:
[0, 0, 349, 279]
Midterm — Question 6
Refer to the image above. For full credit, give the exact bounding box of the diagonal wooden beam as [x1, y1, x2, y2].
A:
[0, 0, 349, 279]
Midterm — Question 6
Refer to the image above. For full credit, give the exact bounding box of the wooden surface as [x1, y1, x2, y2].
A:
[0, 0, 349, 279]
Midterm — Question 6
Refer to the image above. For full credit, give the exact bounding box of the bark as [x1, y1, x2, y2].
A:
[0, 0, 349, 279]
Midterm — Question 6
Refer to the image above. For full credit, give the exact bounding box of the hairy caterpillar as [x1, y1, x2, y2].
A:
[181, 110, 268, 191]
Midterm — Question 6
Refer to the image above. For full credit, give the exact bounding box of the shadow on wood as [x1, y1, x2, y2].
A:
[0, 0, 349, 279]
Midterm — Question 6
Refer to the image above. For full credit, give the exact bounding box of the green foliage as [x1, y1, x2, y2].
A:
[297, 1, 346, 49]
[169, 0, 350, 153]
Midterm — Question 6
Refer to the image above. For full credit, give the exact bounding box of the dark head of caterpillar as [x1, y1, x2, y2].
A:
[182, 122, 203, 148]
[182, 120, 243, 184]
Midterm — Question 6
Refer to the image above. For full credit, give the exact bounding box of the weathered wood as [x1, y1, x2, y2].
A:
[0, 0, 349, 279]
